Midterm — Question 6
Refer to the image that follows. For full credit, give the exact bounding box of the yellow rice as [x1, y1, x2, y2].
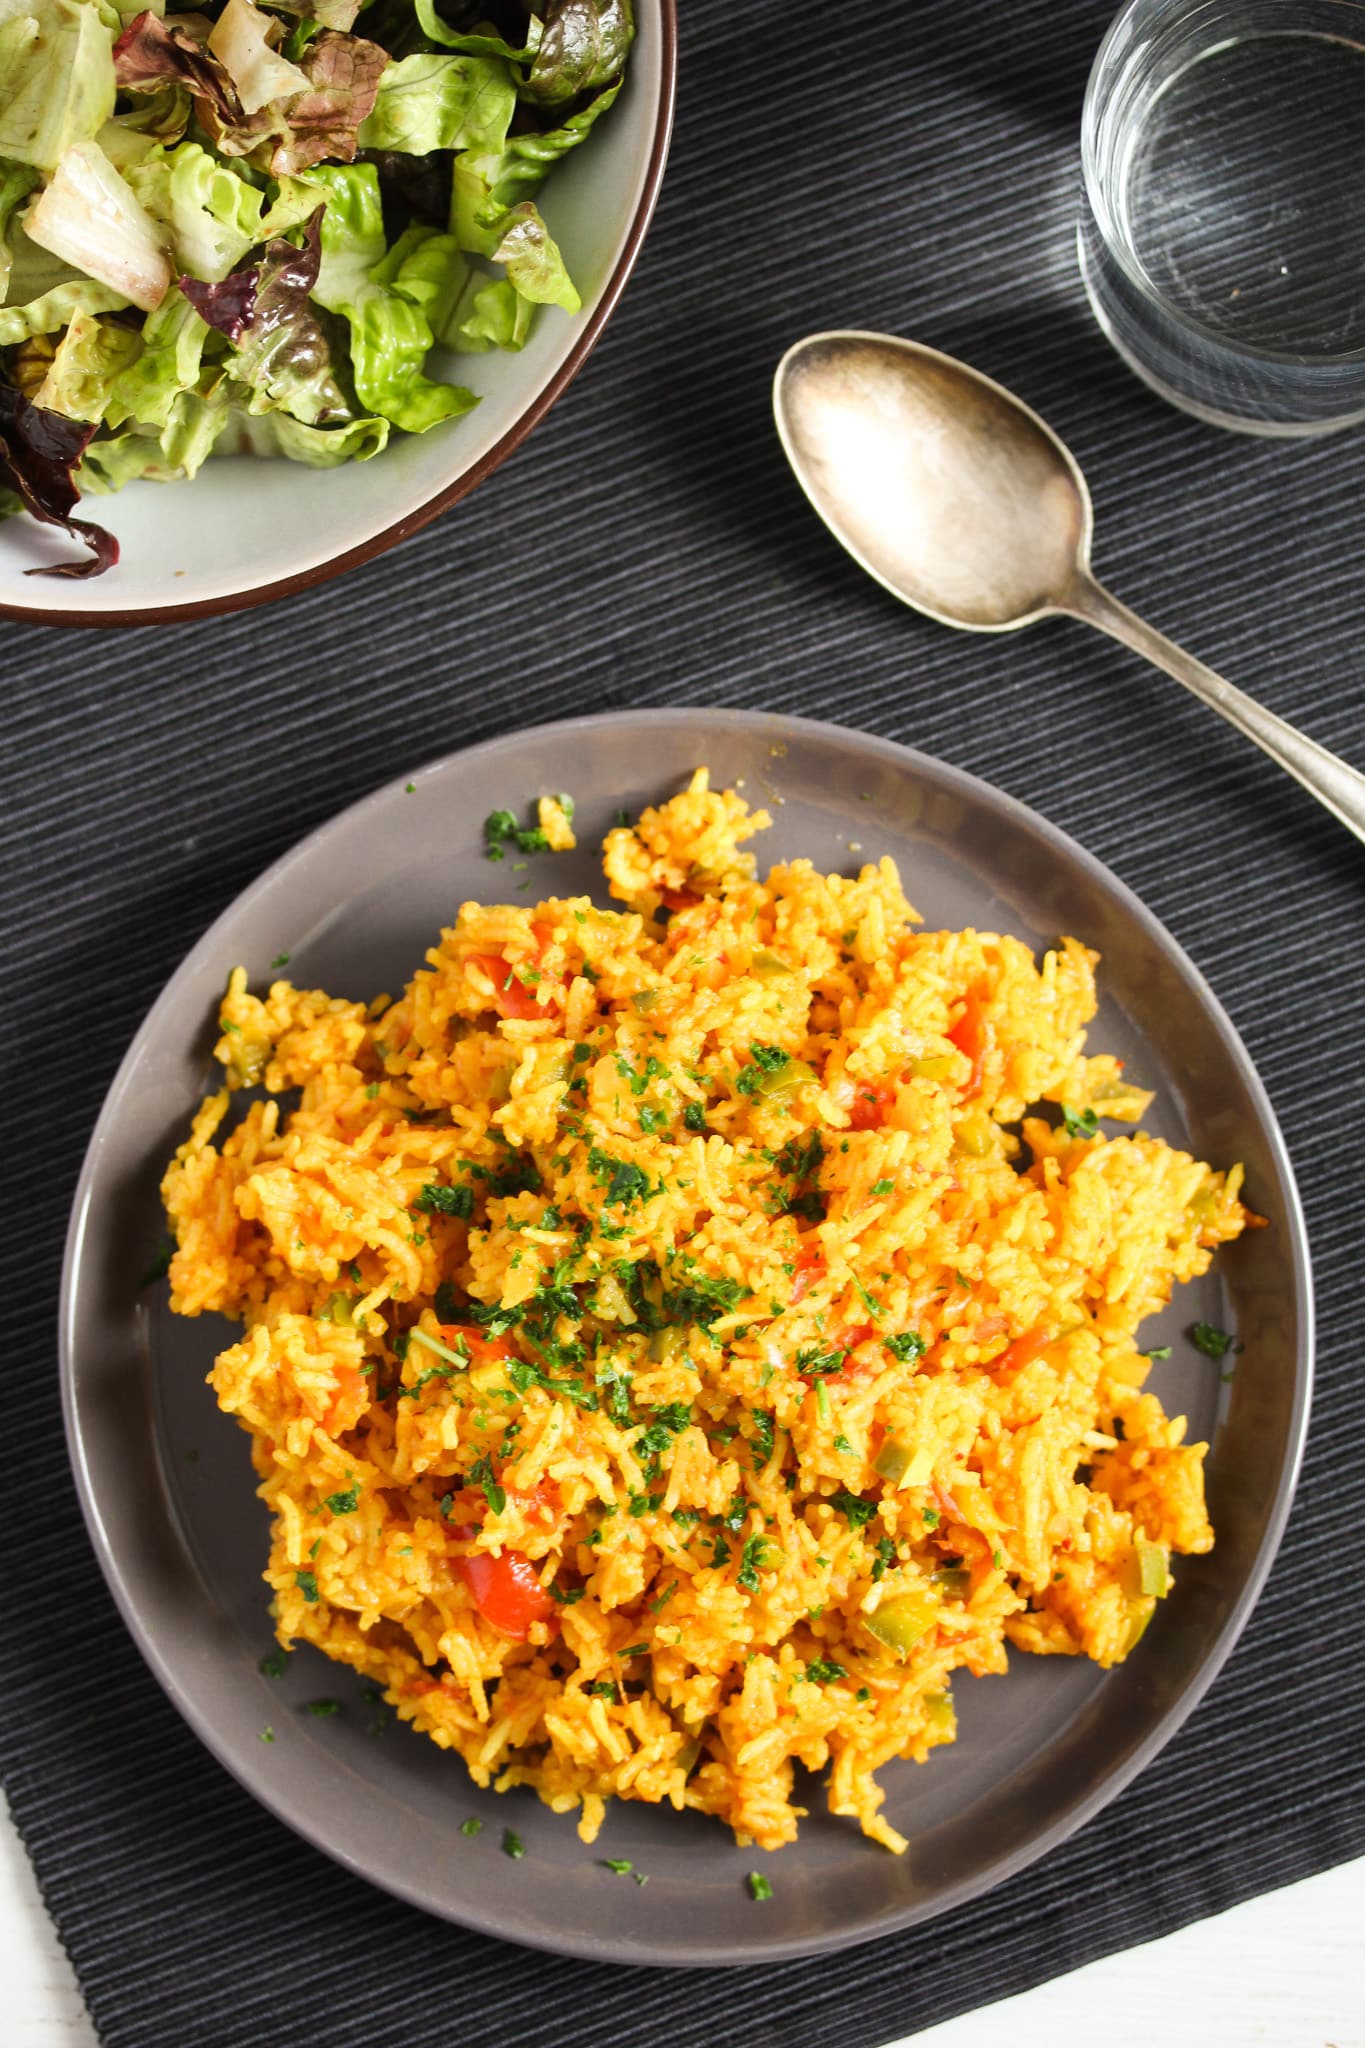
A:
[161, 770, 1252, 1855]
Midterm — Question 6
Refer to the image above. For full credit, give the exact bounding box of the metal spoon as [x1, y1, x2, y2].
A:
[773, 330, 1365, 846]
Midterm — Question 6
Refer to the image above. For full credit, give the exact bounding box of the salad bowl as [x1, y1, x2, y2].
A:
[0, 0, 676, 626]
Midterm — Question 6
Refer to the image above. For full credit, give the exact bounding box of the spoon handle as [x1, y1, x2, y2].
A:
[1063, 572, 1365, 848]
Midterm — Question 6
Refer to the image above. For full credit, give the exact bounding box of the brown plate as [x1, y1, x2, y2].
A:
[60, 708, 1312, 1963]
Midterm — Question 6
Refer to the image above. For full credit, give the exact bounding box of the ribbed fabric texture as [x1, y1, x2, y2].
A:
[3, 2, 1364, 2042]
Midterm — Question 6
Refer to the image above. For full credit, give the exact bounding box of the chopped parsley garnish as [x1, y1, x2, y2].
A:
[775, 1129, 824, 1182]
[507, 1357, 599, 1411]
[736, 1043, 792, 1096]
[871, 1535, 897, 1582]
[597, 1361, 634, 1426]
[460, 1816, 483, 1837]
[324, 1483, 360, 1514]
[737, 1533, 776, 1593]
[749, 1408, 776, 1465]
[414, 1182, 474, 1219]
[650, 1580, 679, 1614]
[549, 1584, 585, 1605]
[490, 1156, 542, 1200]
[259, 1726, 275, 1743]
[870, 1178, 895, 1198]
[588, 1148, 651, 1208]
[295, 1571, 319, 1603]
[586, 1681, 620, 1702]
[664, 1274, 744, 1327]
[485, 807, 550, 860]
[683, 1101, 709, 1133]
[502, 1828, 526, 1860]
[854, 1278, 883, 1320]
[303, 1699, 340, 1717]
[466, 1302, 523, 1337]
[805, 1659, 846, 1685]
[639, 1106, 667, 1134]
[258, 1647, 288, 1678]
[795, 1344, 847, 1378]
[1141, 1344, 1172, 1360]
[1190, 1321, 1237, 1358]
[602, 1858, 634, 1875]
[615, 1052, 667, 1096]
[619, 1643, 649, 1659]
[747, 1872, 773, 1902]
[885, 1332, 926, 1364]
[1062, 1104, 1100, 1140]
[468, 1452, 506, 1516]
[830, 1490, 877, 1530]
[139, 1237, 174, 1288]
[833, 1433, 853, 1453]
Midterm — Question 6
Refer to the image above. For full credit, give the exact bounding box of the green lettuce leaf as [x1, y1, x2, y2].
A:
[358, 52, 515, 156]
[0, 0, 118, 170]
[307, 158, 384, 299]
[521, 0, 631, 107]
[28, 304, 141, 419]
[105, 285, 206, 428]
[211, 404, 389, 465]
[0, 157, 39, 297]
[374, 219, 466, 335]
[445, 274, 532, 353]
[306, 161, 477, 433]
[97, 85, 191, 168]
[491, 199, 578, 311]
[126, 140, 274, 283]
[411, 0, 542, 62]
[79, 383, 231, 490]
[448, 81, 615, 264]
[0, 275, 130, 342]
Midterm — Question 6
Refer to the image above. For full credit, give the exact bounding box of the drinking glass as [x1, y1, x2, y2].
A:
[1079, 0, 1365, 435]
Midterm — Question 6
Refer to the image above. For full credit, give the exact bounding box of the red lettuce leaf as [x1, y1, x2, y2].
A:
[113, 11, 240, 121]
[115, 13, 384, 174]
[179, 209, 349, 424]
[0, 385, 119, 580]
[178, 263, 260, 346]
[269, 30, 388, 174]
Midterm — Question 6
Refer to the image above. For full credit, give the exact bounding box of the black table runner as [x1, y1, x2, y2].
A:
[4, 2, 1365, 2041]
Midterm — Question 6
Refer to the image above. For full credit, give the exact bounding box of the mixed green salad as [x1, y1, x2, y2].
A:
[0, 0, 633, 575]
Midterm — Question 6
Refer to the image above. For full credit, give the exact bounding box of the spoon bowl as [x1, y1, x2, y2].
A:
[774, 332, 1092, 630]
[773, 329, 1365, 846]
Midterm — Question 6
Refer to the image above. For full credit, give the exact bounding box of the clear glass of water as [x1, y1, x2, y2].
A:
[1079, 0, 1365, 435]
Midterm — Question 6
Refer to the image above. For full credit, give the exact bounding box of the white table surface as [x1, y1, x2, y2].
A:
[3, 1791, 1362, 2046]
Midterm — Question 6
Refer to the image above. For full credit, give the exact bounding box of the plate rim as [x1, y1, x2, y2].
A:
[59, 705, 1316, 1964]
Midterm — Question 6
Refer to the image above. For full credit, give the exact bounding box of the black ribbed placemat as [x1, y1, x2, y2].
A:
[4, 2, 1365, 2041]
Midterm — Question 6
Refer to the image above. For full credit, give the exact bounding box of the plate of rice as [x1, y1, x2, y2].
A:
[61, 707, 1312, 1963]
